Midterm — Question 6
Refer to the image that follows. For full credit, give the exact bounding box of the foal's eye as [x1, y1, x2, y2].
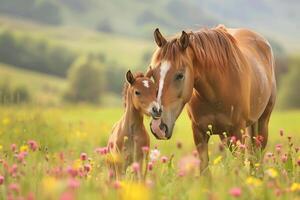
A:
[135, 91, 141, 96]
[175, 73, 184, 81]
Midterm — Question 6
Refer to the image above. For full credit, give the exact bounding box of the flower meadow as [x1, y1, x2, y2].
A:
[0, 107, 300, 200]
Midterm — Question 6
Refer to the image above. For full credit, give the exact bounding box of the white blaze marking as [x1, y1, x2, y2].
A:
[142, 80, 149, 88]
[157, 61, 170, 103]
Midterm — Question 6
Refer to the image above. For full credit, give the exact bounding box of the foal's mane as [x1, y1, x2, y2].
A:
[153, 26, 245, 72]
[122, 72, 144, 107]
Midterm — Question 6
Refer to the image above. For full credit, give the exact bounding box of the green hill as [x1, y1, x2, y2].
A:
[1, 0, 299, 52]
[0, 63, 66, 105]
[0, 16, 154, 69]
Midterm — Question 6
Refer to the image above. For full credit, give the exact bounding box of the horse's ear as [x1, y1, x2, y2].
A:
[126, 70, 135, 85]
[154, 28, 167, 47]
[179, 31, 189, 50]
[145, 66, 153, 78]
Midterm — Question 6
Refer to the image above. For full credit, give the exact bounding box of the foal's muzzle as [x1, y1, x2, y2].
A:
[151, 106, 162, 119]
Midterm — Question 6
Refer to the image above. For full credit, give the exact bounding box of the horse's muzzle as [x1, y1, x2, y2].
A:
[150, 119, 170, 140]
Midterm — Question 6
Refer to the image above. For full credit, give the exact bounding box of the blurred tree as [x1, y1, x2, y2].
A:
[96, 19, 114, 33]
[0, 81, 12, 104]
[0, 81, 31, 105]
[0, 0, 62, 25]
[104, 61, 126, 94]
[64, 55, 105, 103]
[275, 55, 289, 87]
[12, 85, 31, 104]
[278, 57, 300, 109]
[61, 0, 90, 12]
[0, 30, 77, 77]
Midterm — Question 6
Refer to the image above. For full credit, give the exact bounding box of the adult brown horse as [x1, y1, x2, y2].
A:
[148, 25, 276, 172]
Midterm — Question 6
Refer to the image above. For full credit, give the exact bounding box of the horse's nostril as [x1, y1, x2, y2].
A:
[152, 107, 158, 113]
[158, 108, 162, 114]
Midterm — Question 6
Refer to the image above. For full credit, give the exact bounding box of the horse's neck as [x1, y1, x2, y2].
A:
[121, 93, 144, 134]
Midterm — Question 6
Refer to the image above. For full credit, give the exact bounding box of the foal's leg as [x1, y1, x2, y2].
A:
[192, 123, 210, 174]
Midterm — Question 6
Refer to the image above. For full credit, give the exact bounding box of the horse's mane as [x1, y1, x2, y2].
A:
[122, 72, 144, 107]
[153, 26, 245, 73]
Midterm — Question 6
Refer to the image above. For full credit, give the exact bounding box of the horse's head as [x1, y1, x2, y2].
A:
[149, 29, 194, 140]
[125, 70, 161, 119]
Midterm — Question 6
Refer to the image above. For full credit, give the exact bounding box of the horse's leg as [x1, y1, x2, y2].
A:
[257, 92, 276, 149]
[192, 123, 210, 174]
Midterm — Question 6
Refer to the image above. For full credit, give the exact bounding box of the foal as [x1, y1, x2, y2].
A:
[107, 70, 161, 178]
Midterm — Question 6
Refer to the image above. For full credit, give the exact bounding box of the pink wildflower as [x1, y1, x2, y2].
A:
[84, 164, 91, 172]
[230, 136, 237, 144]
[0, 175, 4, 185]
[142, 146, 149, 154]
[80, 153, 87, 161]
[9, 183, 20, 193]
[11, 144, 17, 152]
[68, 178, 80, 189]
[60, 192, 75, 200]
[27, 192, 35, 200]
[28, 140, 38, 151]
[95, 147, 108, 155]
[113, 181, 122, 189]
[17, 152, 27, 163]
[192, 150, 198, 157]
[178, 155, 200, 176]
[275, 144, 282, 154]
[148, 162, 153, 171]
[281, 154, 287, 163]
[161, 156, 168, 163]
[132, 162, 140, 173]
[67, 166, 78, 178]
[229, 187, 242, 197]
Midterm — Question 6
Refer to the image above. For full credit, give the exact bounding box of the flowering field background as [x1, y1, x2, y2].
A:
[0, 106, 300, 200]
[0, 0, 299, 199]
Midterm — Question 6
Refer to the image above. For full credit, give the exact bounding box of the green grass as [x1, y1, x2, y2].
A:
[0, 63, 67, 105]
[0, 106, 299, 199]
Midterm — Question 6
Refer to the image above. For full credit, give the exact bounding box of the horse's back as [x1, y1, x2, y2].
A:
[227, 28, 274, 70]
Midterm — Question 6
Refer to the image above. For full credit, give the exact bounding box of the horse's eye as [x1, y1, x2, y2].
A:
[175, 73, 184, 81]
[135, 91, 141, 96]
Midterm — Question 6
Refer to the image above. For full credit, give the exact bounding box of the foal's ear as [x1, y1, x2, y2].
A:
[145, 66, 153, 78]
[126, 70, 135, 85]
[179, 31, 189, 50]
[154, 28, 167, 47]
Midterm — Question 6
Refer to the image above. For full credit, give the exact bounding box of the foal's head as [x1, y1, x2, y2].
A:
[125, 70, 161, 119]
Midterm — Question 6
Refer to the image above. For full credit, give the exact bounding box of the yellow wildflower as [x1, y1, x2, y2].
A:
[290, 183, 300, 192]
[73, 159, 82, 170]
[213, 156, 222, 165]
[0, 145, 3, 151]
[246, 176, 262, 187]
[2, 117, 10, 125]
[266, 168, 278, 178]
[254, 163, 260, 167]
[106, 153, 122, 164]
[42, 176, 61, 197]
[121, 182, 149, 200]
[20, 145, 29, 152]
